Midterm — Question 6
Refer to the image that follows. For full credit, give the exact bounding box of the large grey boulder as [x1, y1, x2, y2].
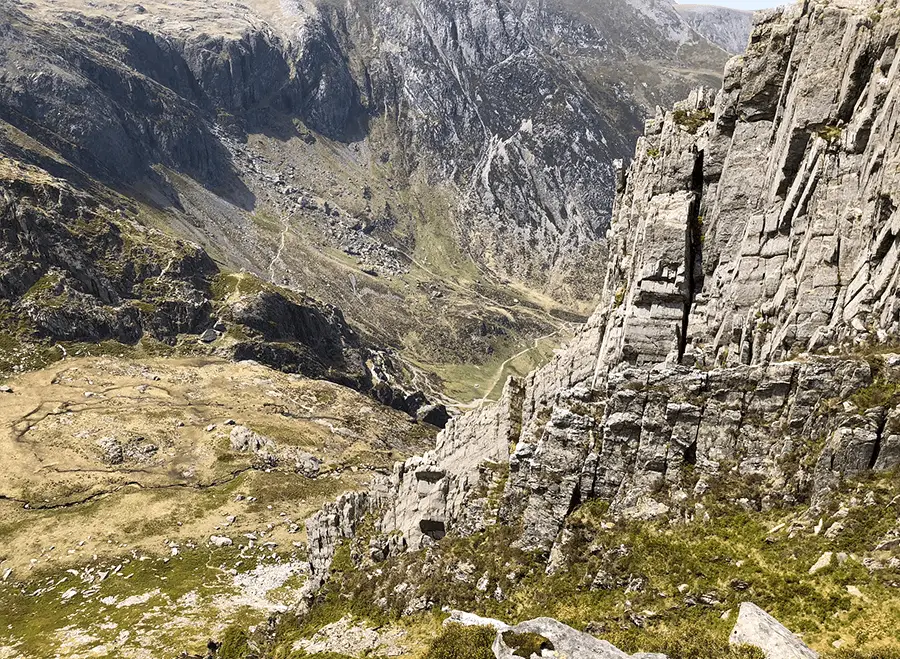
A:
[494, 618, 634, 659]
[729, 602, 818, 659]
[445, 611, 666, 659]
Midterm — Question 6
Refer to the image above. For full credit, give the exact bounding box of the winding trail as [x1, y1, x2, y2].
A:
[268, 214, 291, 283]
[458, 326, 568, 410]
[0, 466, 254, 510]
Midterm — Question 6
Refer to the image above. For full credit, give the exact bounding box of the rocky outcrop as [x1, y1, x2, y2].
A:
[378, 377, 525, 552]
[229, 425, 321, 477]
[304, 491, 378, 597]
[729, 602, 819, 659]
[0, 157, 216, 344]
[602, 0, 900, 369]
[303, 0, 900, 577]
[0, 156, 437, 416]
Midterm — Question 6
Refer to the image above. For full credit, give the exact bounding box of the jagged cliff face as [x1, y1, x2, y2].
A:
[305, 0, 900, 581]
[602, 0, 900, 370]
[0, 0, 730, 308]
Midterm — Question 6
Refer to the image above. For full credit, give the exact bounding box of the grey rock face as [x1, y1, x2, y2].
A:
[2, 0, 730, 296]
[675, 5, 754, 54]
[229, 289, 369, 388]
[303, 0, 900, 578]
[303, 491, 377, 603]
[730, 602, 818, 659]
[377, 377, 525, 552]
[97, 437, 125, 466]
[0, 167, 215, 345]
[602, 1, 900, 370]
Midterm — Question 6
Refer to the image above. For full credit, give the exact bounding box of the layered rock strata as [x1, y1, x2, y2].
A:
[1, 0, 732, 296]
[305, 0, 900, 578]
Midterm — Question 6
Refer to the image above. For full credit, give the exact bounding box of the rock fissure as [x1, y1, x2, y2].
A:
[680, 148, 705, 363]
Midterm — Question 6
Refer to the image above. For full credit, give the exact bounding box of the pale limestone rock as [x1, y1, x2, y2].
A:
[809, 552, 834, 575]
[729, 602, 818, 659]
[301, 0, 900, 594]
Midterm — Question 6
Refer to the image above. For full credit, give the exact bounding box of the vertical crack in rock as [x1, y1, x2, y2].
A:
[684, 439, 698, 466]
[679, 149, 705, 363]
[565, 481, 582, 517]
[870, 409, 887, 470]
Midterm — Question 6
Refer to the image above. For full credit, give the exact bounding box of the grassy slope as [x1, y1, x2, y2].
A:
[255, 472, 900, 659]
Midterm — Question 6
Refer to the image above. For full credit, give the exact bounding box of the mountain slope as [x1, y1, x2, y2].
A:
[0, 0, 735, 398]
[283, 0, 900, 655]
[676, 4, 754, 54]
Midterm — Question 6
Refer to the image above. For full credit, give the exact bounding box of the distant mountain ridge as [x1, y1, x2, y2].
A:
[676, 2, 756, 53]
[0, 0, 745, 395]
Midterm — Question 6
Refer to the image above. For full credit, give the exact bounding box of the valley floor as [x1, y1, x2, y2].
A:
[0, 357, 434, 658]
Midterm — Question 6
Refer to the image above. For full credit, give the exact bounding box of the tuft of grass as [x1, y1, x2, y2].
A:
[817, 125, 843, 144]
[673, 108, 714, 134]
[849, 379, 900, 410]
[218, 625, 253, 659]
[211, 272, 270, 302]
[424, 623, 496, 659]
[503, 630, 553, 657]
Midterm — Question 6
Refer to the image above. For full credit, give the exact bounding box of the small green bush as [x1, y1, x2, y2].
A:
[673, 108, 714, 134]
[425, 623, 496, 659]
[817, 125, 843, 144]
[218, 625, 252, 659]
[849, 379, 900, 410]
[503, 630, 554, 657]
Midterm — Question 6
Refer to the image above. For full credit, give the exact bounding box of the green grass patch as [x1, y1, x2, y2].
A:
[673, 108, 714, 134]
[424, 623, 495, 659]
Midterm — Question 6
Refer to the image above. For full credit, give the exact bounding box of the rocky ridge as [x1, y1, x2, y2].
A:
[304, 0, 900, 596]
[0, 155, 446, 419]
[675, 4, 754, 54]
[0, 0, 734, 329]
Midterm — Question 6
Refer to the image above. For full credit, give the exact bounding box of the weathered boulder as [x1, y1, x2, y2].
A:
[209, 535, 233, 548]
[446, 611, 668, 659]
[494, 617, 636, 659]
[229, 426, 274, 454]
[729, 602, 818, 659]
